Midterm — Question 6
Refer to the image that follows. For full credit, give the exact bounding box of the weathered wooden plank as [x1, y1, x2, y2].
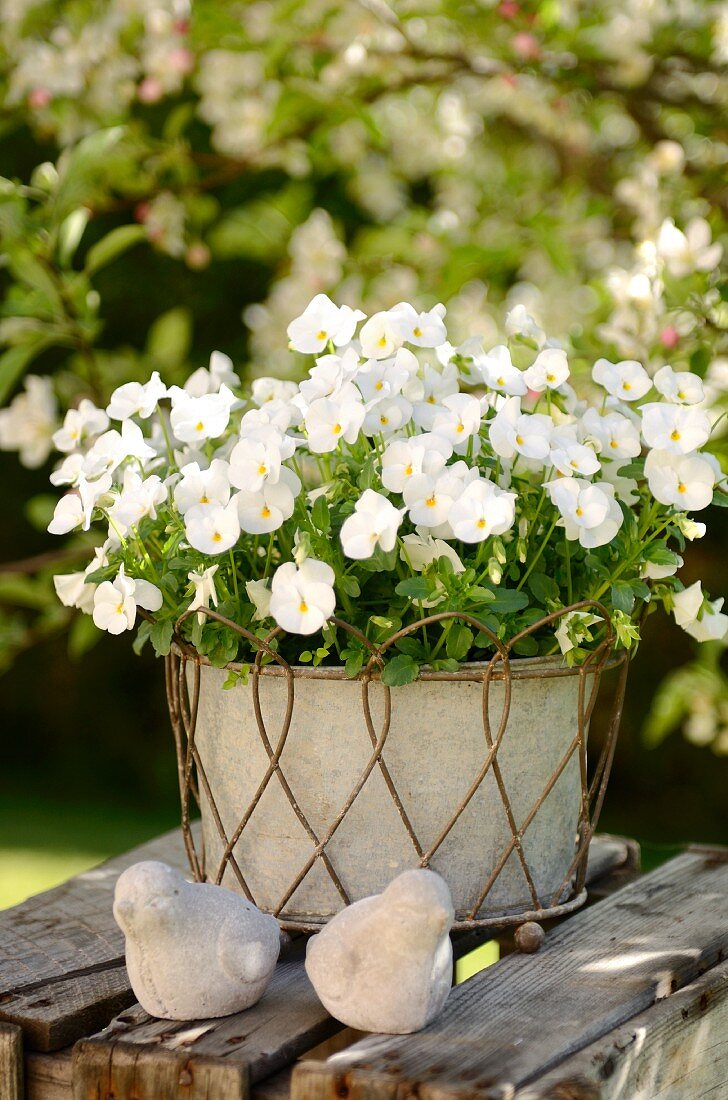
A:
[0, 1023, 23, 1100]
[516, 957, 728, 1099]
[73, 1043, 246, 1100]
[0, 827, 191, 1051]
[291, 848, 728, 1100]
[25, 1049, 72, 1100]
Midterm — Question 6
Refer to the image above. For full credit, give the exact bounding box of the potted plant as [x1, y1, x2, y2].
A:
[49, 296, 726, 928]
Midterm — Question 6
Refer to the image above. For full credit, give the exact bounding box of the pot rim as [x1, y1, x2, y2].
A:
[171, 641, 627, 683]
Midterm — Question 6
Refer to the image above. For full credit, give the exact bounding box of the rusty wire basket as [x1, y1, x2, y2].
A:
[165, 600, 629, 932]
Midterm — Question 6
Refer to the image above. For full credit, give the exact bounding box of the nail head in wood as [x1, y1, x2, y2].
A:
[514, 921, 545, 953]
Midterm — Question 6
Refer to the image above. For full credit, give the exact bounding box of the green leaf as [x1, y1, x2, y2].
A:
[85, 224, 146, 276]
[208, 184, 312, 262]
[146, 307, 192, 368]
[68, 614, 99, 659]
[528, 572, 559, 604]
[616, 460, 645, 479]
[150, 619, 174, 657]
[24, 494, 57, 531]
[223, 665, 250, 689]
[339, 574, 360, 598]
[487, 588, 530, 614]
[712, 490, 728, 508]
[381, 653, 419, 687]
[394, 636, 427, 659]
[133, 620, 153, 655]
[643, 545, 680, 566]
[395, 577, 431, 600]
[446, 622, 474, 661]
[58, 207, 91, 267]
[0, 341, 51, 405]
[343, 646, 364, 679]
[611, 580, 635, 614]
[312, 495, 331, 533]
[513, 635, 539, 657]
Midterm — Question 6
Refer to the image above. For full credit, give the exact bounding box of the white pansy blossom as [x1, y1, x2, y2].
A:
[381, 434, 451, 493]
[653, 366, 704, 405]
[287, 294, 365, 354]
[400, 533, 464, 574]
[523, 348, 569, 392]
[593, 358, 652, 401]
[169, 384, 236, 444]
[546, 477, 623, 548]
[655, 217, 723, 278]
[269, 558, 336, 634]
[477, 345, 527, 397]
[185, 499, 240, 554]
[187, 565, 219, 624]
[174, 459, 231, 515]
[48, 472, 112, 534]
[107, 371, 167, 420]
[53, 400, 109, 453]
[644, 449, 715, 511]
[489, 398, 552, 462]
[359, 310, 405, 360]
[183, 351, 238, 397]
[640, 403, 711, 454]
[92, 565, 162, 636]
[432, 393, 482, 448]
[246, 578, 272, 621]
[390, 302, 447, 348]
[340, 489, 403, 559]
[448, 478, 517, 543]
[672, 582, 728, 643]
[235, 467, 301, 534]
[580, 409, 641, 460]
[305, 389, 365, 452]
[0, 376, 58, 468]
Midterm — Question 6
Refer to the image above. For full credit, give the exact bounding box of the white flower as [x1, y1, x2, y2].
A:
[409, 363, 460, 430]
[643, 554, 683, 581]
[188, 564, 219, 624]
[229, 437, 283, 493]
[523, 348, 570, 392]
[53, 546, 108, 614]
[170, 384, 236, 443]
[432, 393, 482, 448]
[504, 304, 545, 346]
[580, 409, 641, 460]
[399, 533, 464, 573]
[269, 558, 336, 634]
[305, 390, 365, 452]
[644, 449, 715, 511]
[299, 348, 361, 405]
[390, 302, 447, 348]
[555, 611, 600, 655]
[183, 351, 238, 397]
[592, 358, 652, 401]
[356, 353, 412, 403]
[0, 375, 57, 468]
[48, 473, 112, 534]
[184, 499, 240, 554]
[546, 478, 623, 548]
[173, 459, 231, 515]
[52, 400, 108, 453]
[672, 582, 728, 643]
[359, 310, 405, 359]
[550, 438, 601, 478]
[489, 397, 552, 462]
[403, 466, 469, 528]
[287, 294, 365, 354]
[235, 467, 300, 534]
[640, 403, 711, 454]
[656, 217, 723, 278]
[246, 578, 271, 620]
[448, 478, 516, 543]
[109, 470, 167, 530]
[251, 377, 298, 406]
[106, 371, 167, 420]
[340, 489, 403, 559]
[380, 434, 452, 493]
[92, 565, 162, 635]
[362, 395, 413, 437]
[477, 345, 527, 396]
[83, 421, 157, 476]
[653, 366, 704, 405]
[239, 410, 297, 456]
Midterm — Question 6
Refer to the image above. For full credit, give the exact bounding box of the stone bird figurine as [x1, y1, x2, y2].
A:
[305, 868, 454, 1033]
[113, 860, 280, 1019]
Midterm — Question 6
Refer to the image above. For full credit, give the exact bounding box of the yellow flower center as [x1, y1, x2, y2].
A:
[622, 381, 632, 392]
[546, 373, 556, 383]
[670, 430, 681, 441]
[455, 423, 465, 434]
[405, 464, 413, 476]
[212, 532, 222, 542]
[413, 326, 422, 338]
[609, 439, 618, 449]
[425, 495, 437, 507]
[258, 464, 267, 475]
[575, 506, 584, 517]
[677, 390, 686, 401]
[678, 483, 687, 494]
[332, 423, 342, 434]
[496, 376, 505, 386]
[261, 506, 271, 518]
[299, 600, 309, 613]
[476, 518, 487, 529]
[375, 381, 384, 391]
[427, 395, 436, 404]
[378, 335, 387, 347]
[196, 421, 204, 431]
[199, 494, 209, 504]
[380, 415, 389, 426]
[116, 602, 124, 615]
[316, 330, 327, 341]
[515, 434, 524, 446]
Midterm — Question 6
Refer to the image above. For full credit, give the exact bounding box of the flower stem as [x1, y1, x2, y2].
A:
[517, 517, 558, 591]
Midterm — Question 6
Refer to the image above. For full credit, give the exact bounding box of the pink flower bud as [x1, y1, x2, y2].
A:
[28, 88, 52, 109]
[512, 32, 540, 60]
[137, 78, 163, 104]
[660, 326, 680, 349]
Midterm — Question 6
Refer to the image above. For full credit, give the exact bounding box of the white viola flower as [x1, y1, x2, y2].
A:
[269, 558, 336, 635]
[170, 384, 236, 444]
[183, 351, 239, 397]
[246, 578, 272, 621]
[236, 467, 301, 534]
[49, 452, 85, 487]
[399, 533, 464, 574]
[239, 410, 297, 457]
[580, 409, 642, 460]
[52, 400, 109, 453]
[48, 472, 112, 535]
[188, 564, 219, 624]
[184, 499, 240, 554]
[523, 348, 570, 392]
[92, 565, 162, 636]
[359, 310, 405, 360]
[305, 390, 365, 453]
[0, 375, 57, 468]
[109, 470, 167, 529]
[356, 354, 412, 403]
[380, 434, 452, 493]
[299, 348, 361, 405]
[83, 420, 157, 477]
[53, 545, 109, 614]
[655, 217, 723, 278]
[546, 478, 623, 548]
[644, 449, 715, 511]
[390, 302, 447, 348]
[340, 489, 403, 559]
[488, 397, 552, 462]
[432, 393, 482, 448]
[477, 345, 527, 396]
[550, 440, 601, 478]
[640, 403, 711, 454]
[598, 461, 640, 506]
[504, 304, 545, 346]
[448, 478, 517, 543]
[592, 358, 652, 401]
[555, 610, 600, 655]
[251, 377, 298, 406]
[173, 459, 231, 515]
[362, 395, 413, 436]
[643, 554, 683, 581]
[403, 466, 468, 528]
[287, 294, 365, 354]
[653, 366, 704, 405]
[106, 371, 167, 420]
[409, 363, 460, 430]
[672, 582, 728, 643]
[229, 437, 283, 493]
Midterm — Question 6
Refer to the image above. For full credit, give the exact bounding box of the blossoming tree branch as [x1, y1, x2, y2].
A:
[46, 295, 727, 683]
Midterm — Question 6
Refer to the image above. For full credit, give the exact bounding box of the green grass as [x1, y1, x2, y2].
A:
[0, 791, 178, 909]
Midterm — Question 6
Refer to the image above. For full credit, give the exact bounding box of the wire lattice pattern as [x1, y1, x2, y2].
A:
[165, 601, 629, 931]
